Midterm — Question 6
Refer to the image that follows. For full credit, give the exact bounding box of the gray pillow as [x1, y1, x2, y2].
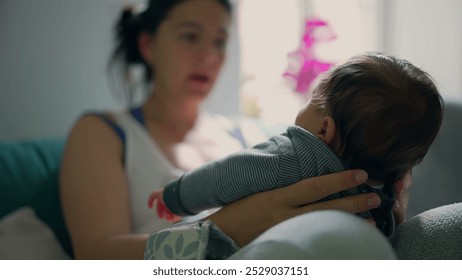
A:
[392, 203, 462, 260]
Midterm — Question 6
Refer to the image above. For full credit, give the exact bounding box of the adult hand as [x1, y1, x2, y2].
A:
[207, 169, 381, 247]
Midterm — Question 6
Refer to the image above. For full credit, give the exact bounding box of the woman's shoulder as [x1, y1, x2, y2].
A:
[72, 108, 134, 140]
[80, 109, 128, 124]
[65, 111, 127, 151]
[60, 113, 125, 178]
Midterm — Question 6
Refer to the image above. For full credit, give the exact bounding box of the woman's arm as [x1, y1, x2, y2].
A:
[146, 170, 411, 259]
[207, 169, 381, 247]
[208, 169, 412, 248]
[60, 115, 147, 259]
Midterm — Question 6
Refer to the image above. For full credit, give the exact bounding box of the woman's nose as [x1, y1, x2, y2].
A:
[197, 44, 222, 65]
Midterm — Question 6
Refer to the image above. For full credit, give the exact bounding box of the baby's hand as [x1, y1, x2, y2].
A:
[148, 190, 182, 222]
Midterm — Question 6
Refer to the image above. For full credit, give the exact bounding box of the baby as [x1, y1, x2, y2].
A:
[149, 52, 443, 238]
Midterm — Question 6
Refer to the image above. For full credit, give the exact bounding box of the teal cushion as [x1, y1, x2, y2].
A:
[0, 139, 73, 257]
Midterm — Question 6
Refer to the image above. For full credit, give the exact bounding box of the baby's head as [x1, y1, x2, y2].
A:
[296, 52, 444, 184]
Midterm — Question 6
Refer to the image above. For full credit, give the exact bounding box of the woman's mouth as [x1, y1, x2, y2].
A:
[187, 74, 212, 97]
[189, 74, 210, 84]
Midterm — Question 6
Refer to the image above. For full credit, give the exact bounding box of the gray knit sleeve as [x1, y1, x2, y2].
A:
[163, 137, 291, 216]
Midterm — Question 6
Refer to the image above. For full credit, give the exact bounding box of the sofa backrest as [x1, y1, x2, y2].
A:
[0, 138, 73, 257]
[409, 100, 462, 217]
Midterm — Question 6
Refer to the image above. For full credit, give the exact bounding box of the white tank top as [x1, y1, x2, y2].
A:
[111, 111, 250, 233]
[112, 111, 182, 233]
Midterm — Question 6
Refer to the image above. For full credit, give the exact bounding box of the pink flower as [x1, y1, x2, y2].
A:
[284, 17, 336, 95]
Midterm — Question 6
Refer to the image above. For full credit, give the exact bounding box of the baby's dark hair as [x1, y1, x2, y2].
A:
[311, 52, 444, 184]
[109, 0, 232, 103]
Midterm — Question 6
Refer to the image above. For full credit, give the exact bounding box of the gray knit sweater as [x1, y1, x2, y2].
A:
[163, 126, 370, 218]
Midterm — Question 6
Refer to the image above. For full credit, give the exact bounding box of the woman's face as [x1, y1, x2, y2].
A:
[143, 0, 231, 102]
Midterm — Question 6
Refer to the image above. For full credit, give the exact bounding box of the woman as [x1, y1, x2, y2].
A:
[60, 0, 409, 260]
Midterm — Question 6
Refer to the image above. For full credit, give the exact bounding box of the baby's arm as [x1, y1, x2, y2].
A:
[163, 138, 289, 216]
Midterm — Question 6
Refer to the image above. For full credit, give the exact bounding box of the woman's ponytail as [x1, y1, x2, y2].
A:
[114, 6, 144, 65]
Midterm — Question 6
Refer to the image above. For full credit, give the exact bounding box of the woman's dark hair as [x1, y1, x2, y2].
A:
[109, 0, 232, 104]
[311, 52, 444, 184]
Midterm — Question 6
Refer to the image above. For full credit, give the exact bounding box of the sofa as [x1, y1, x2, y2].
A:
[1, 101, 461, 260]
[0, 138, 72, 259]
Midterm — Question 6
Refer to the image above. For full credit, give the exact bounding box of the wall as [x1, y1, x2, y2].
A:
[238, 0, 384, 125]
[2, 0, 460, 141]
[384, 0, 462, 101]
[0, 0, 240, 141]
[311, 0, 462, 101]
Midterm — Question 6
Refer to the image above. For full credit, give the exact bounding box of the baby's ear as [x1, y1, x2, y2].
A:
[319, 116, 337, 145]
